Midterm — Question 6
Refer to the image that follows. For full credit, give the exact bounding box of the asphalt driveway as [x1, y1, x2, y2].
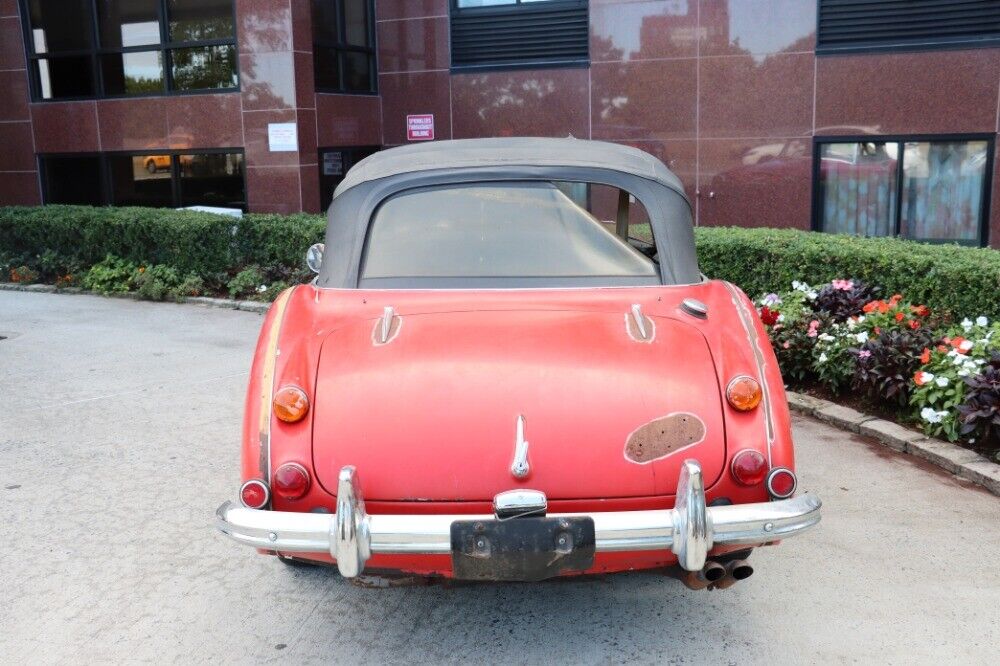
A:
[1, 291, 998, 665]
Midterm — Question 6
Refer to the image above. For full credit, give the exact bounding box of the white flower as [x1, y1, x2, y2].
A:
[920, 407, 945, 424]
[806, 290, 817, 301]
[917, 371, 935, 384]
[935, 376, 949, 387]
[819, 334, 835, 342]
[818, 353, 828, 363]
[976, 316, 988, 327]
[961, 318, 973, 331]
[777, 314, 785, 323]
[855, 331, 869, 343]
[959, 340, 974, 352]
[958, 369, 970, 377]
[257, 284, 268, 293]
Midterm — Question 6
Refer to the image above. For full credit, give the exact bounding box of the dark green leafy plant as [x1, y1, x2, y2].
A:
[813, 280, 880, 322]
[134, 264, 204, 302]
[228, 266, 265, 299]
[958, 353, 1000, 452]
[852, 329, 937, 406]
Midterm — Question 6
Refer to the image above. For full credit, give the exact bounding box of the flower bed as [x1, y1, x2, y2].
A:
[756, 279, 1000, 458]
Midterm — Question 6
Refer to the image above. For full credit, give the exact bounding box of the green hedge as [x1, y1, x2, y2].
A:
[0, 205, 325, 278]
[695, 227, 1000, 321]
[2, 207, 999, 319]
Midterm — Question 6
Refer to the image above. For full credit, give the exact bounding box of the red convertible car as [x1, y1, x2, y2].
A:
[216, 138, 822, 589]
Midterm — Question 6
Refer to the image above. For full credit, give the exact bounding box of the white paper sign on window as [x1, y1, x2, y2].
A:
[268, 123, 298, 152]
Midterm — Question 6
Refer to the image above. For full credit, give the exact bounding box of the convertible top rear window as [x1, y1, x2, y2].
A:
[360, 182, 660, 288]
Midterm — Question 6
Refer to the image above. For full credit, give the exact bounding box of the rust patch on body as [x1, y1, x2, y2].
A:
[624, 412, 705, 464]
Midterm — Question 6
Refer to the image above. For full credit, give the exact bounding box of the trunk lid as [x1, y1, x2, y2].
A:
[312, 307, 726, 500]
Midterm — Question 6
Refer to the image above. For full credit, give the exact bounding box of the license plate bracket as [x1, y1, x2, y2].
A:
[450, 516, 596, 581]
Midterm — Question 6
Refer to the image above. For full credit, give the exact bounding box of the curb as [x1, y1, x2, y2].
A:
[0, 282, 270, 314]
[787, 391, 1000, 497]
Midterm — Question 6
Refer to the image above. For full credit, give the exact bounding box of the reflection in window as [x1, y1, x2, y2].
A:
[312, 0, 377, 94]
[179, 153, 246, 209]
[900, 141, 988, 244]
[24, 0, 238, 99]
[101, 51, 165, 96]
[39, 151, 246, 211]
[818, 142, 897, 238]
[817, 138, 990, 246]
[167, 0, 235, 41]
[171, 45, 238, 91]
[96, 0, 161, 48]
[318, 146, 379, 210]
[109, 155, 174, 207]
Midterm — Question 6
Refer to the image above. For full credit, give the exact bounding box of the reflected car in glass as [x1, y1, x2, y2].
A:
[215, 138, 822, 588]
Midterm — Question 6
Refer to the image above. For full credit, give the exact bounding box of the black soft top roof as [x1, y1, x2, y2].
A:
[333, 137, 688, 201]
[319, 137, 700, 288]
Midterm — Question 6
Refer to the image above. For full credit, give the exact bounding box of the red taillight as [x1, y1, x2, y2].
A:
[766, 467, 797, 498]
[240, 479, 270, 509]
[273, 462, 310, 500]
[731, 449, 767, 486]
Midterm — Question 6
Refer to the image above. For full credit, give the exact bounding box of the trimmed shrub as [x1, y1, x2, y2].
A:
[696, 227, 1000, 321]
[0, 205, 326, 282]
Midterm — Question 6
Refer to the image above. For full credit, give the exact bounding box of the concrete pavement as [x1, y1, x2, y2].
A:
[1, 291, 998, 665]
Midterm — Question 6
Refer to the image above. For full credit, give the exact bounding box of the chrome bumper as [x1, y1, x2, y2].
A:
[216, 460, 822, 577]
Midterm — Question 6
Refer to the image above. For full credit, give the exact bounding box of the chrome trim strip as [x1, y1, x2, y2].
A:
[510, 414, 530, 479]
[258, 288, 295, 482]
[723, 282, 775, 464]
[216, 462, 822, 576]
[630, 303, 648, 339]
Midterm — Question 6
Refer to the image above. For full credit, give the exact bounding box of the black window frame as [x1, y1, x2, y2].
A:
[18, 0, 240, 102]
[311, 0, 378, 95]
[38, 148, 247, 211]
[810, 134, 994, 248]
[816, 0, 1000, 56]
[449, 0, 590, 73]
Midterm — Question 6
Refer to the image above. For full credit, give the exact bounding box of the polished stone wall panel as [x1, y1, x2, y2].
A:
[31, 102, 100, 153]
[243, 109, 300, 167]
[591, 59, 697, 140]
[699, 0, 816, 56]
[816, 50, 1000, 136]
[97, 98, 169, 152]
[377, 16, 449, 73]
[0, 15, 25, 69]
[165, 94, 244, 149]
[699, 53, 814, 138]
[237, 0, 293, 53]
[316, 94, 382, 146]
[0, 172, 40, 205]
[0, 122, 35, 171]
[451, 69, 589, 140]
[246, 166, 304, 214]
[379, 70, 452, 145]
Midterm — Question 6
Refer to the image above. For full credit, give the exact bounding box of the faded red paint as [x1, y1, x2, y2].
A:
[243, 280, 796, 576]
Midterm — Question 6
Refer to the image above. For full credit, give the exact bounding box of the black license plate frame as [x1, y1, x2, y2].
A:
[450, 516, 596, 582]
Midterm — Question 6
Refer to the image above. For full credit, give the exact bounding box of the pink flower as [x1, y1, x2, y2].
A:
[807, 320, 820, 338]
[831, 279, 854, 291]
[782, 341, 791, 349]
[858, 350, 871, 359]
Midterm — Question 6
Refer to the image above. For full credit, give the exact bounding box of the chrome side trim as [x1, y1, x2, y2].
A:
[493, 489, 547, 518]
[378, 306, 395, 344]
[216, 461, 822, 577]
[681, 298, 708, 319]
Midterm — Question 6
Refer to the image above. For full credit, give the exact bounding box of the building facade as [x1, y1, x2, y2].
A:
[1, 0, 998, 247]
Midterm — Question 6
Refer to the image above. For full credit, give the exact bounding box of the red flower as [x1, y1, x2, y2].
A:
[759, 306, 779, 326]
[920, 348, 931, 364]
[909, 319, 920, 330]
[911, 304, 930, 317]
[874, 327, 882, 335]
[950, 336, 966, 349]
[862, 301, 879, 313]
[937, 344, 948, 353]
[895, 312, 905, 322]
[914, 371, 928, 386]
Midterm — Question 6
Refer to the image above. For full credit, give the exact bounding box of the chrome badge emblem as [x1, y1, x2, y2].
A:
[510, 415, 530, 479]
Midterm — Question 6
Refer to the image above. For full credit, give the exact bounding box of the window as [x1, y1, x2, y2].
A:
[311, 0, 376, 94]
[360, 181, 658, 288]
[318, 146, 379, 211]
[450, 0, 589, 71]
[817, 0, 1000, 55]
[21, 0, 237, 100]
[815, 137, 992, 246]
[39, 151, 246, 210]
